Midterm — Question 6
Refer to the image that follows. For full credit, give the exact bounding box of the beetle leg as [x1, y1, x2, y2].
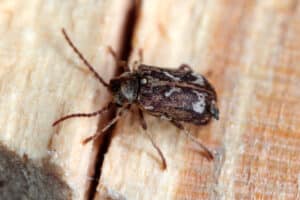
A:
[138, 109, 147, 130]
[52, 102, 115, 126]
[178, 64, 192, 72]
[138, 48, 143, 64]
[170, 120, 214, 160]
[138, 109, 167, 170]
[107, 46, 130, 72]
[132, 49, 144, 71]
[82, 105, 129, 144]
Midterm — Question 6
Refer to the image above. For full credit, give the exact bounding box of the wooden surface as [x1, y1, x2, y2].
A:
[0, 0, 131, 199]
[97, 0, 300, 199]
[1, 0, 300, 200]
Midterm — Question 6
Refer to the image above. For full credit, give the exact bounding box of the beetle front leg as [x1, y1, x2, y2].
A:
[107, 46, 130, 72]
[170, 120, 214, 160]
[132, 49, 144, 71]
[138, 109, 167, 170]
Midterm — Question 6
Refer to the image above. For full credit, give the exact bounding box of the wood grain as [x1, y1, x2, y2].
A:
[0, 0, 131, 199]
[97, 0, 300, 199]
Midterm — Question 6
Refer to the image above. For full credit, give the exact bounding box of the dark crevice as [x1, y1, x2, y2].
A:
[120, 0, 141, 62]
[87, 1, 140, 200]
[0, 180, 5, 188]
[87, 122, 114, 200]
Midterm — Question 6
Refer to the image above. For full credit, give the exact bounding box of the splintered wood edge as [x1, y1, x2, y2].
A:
[0, 1, 132, 199]
[97, 0, 300, 199]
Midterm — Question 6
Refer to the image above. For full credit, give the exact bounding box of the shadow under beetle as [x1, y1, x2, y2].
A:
[53, 29, 219, 170]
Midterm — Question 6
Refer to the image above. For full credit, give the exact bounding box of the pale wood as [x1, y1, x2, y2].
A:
[97, 0, 300, 199]
[0, 0, 131, 199]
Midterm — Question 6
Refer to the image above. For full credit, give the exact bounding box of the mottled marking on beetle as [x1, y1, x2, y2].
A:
[164, 87, 182, 97]
[137, 65, 218, 125]
[160, 115, 171, 121]
[144, 105, 154, 110]
[192, 91, 206, 114]
[140, 78, 147, 84]
[192, 101, 205, 114]
[191, 72, 205, 86]
[163, 71, 181, 81]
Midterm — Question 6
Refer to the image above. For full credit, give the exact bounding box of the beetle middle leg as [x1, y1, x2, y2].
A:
[82, 105, 129, 144]
[170, 120, 214, 160]
[138, 109, 167, 170]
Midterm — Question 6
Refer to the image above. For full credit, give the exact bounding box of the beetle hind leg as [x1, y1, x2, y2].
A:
[170, 120, 214, 160]
[138, 109, 167, 170]
[82, 105, 129, 144]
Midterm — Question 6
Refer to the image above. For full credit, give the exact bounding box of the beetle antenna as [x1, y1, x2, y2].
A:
[52, 102, 114, 126]
[61, 28, 109, 88]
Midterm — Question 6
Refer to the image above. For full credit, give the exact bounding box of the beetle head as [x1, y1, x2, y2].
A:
[109, 72, 139, 106]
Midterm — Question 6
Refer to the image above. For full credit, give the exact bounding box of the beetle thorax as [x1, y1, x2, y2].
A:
[109, 72, 139, 106]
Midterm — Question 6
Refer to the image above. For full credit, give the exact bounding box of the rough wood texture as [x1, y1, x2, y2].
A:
[97, 0, 300, 199]
[0, 1, 131, 199]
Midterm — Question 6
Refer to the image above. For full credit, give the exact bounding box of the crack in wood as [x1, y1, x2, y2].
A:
[87, 1, 141, 200]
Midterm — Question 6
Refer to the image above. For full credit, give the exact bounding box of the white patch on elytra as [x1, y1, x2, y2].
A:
[192, 91, 206, 114]
[144, 105, 154, 110]
[163, 71, 181, 81]
[140, 78, 147, 84]
[191, 72, 205, 86]
[160, 115, 171, 121]
[164, 87, 181, 97]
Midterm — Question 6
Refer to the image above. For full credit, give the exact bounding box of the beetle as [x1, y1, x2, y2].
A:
[53, 29, 219, 170]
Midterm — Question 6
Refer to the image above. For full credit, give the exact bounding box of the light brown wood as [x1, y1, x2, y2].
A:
[97, 0, 300, 199]
[0, 0, 131, 199]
